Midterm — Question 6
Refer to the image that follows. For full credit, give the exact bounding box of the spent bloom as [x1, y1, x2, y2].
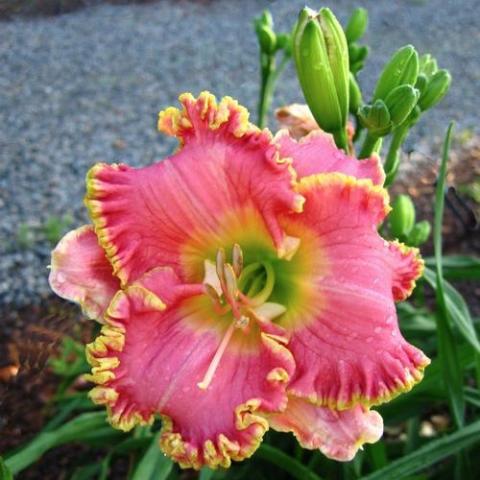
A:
[50, 92, 428, 469]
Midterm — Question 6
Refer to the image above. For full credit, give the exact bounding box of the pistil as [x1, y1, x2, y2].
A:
[198, 244, 284, 390]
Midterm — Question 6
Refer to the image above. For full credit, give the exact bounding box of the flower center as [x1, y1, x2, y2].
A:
[197, 244, 286, 390]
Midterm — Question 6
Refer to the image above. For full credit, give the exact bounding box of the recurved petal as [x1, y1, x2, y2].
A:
[278, 173, 429, 409]
[276, 129, 384, 185]
[49, 225, 120, 321]
[86, 267, 294, 470]
[86, 92, 302, 287]
[388, 241, 424, 301]
[269, 397, 383, 461]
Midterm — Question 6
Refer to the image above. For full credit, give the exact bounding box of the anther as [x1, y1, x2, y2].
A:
[232, 243, 243, 277]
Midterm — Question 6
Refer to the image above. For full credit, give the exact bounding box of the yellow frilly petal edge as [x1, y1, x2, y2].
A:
[289, 172, 430, 410]
[84, 91, 302, 286]
[84, 279, 294, 469]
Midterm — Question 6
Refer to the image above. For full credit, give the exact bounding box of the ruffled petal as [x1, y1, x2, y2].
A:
[269, 397, 383, 461]
[276, 129, 385, 185]
[275, 104, 319, 140]
[49, 225, 120, 320]
[85, 92, 303, 286]
[86, 267, 295, 469]
[278, 173, 429, 409]
[388, 241, 424, 301]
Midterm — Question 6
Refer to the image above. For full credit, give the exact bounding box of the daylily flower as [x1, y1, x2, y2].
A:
[276, 103, 355, 148]
[49, 92, 428, 469]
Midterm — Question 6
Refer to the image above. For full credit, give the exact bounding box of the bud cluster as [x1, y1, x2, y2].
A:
[389, 194, 431, 246]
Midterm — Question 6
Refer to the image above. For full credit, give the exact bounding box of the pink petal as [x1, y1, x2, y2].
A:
[49, 225, 119, 320]
[278, 174, 429, 408]
[276, 129, 385, 185]
[388, 241, 424, 301]
[85, 92, 303, 287]
[269, 397, 383, 461]
[86, 267, 295, 469]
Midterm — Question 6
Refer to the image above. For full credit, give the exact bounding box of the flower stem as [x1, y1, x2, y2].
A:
[257, 54, 290, 128]
[384, 123, 410, 186]
[359, 132, 381, 159]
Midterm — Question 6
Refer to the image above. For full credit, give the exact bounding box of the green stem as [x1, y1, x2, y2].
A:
[256, 444, 323, 480]
[333, 127, 349, 153]
[384, 123, 410, 186]
[257, 54, 290, 128]
[359, 132, 380, 158]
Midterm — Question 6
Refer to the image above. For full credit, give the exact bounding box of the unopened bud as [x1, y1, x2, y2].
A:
[359, 100, 391, 137]
[415, 74, 428, 96]
[345, 7, 368, 43]
[293, 7, 349, 147]
[407, 220, 431, 246]
[389, 194, 416, 239]
[384, 85, 419, 127]
[418, 69, 451, 111]
[349, 73, 363, 114]
[374, 45, 419, 101]
[276, 33, 292, 54]
[419, 53, 438, 78]
[256, 25, 276, 54]
[349, 43, 369, 74]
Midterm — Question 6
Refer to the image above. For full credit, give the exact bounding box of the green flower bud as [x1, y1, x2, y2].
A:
[259, 10, 273, 28]
[384, 84, 420, 127]
[373, 45, 419, 101]
[359, 100, 391, 137]
[407, 220, 431, 246]
[293, 7, 349, 148]
[349, 43, 369, 74]
[415, 73, 428, 96]
[349, 73, 362, 114]
[389, 194, 416, 239]
[419, 53, 438, 77]
[276, 33, 291, 54]
[256, 24, 277, 54]
[345, 7, 368, 43]
[408, 105, 422, 126]
[418, 69, 452, 111]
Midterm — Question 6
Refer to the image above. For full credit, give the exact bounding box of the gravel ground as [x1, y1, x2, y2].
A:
[0, 0, 479, 308]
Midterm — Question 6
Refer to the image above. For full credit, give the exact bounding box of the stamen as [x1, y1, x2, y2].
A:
[222, 264, 238, 303]
[197, 322, 236, 390]
[216, 248, 227, 292]
[232, 243, 243, 277]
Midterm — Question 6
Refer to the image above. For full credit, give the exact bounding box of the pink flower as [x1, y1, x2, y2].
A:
[49, 92, 428, 469]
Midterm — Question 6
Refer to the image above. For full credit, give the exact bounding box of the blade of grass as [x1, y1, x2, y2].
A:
[360, 419, 480, 480]
[432, 122, 465, 428]
[5, 412, 111, 474]
[131, 432, 173, 480]
[425, 255, 480, 280]
[0, 457, 13, 480]
[256, 444, 324, 480]
[423, 268, 480, 354]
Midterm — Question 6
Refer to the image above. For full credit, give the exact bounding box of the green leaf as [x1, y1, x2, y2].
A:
[464, 386, 480, 408]
[425, 255, 480, 280]
[5, 412, 110, 475]
[360, 419, 480, 480]
[430, 122, 465, 428]
[423, 268, 480, 354]
[256, 444, 323, 480]
[199, 468, 216, 480]
[131, 433, 173, 480]
[71, 464, 102, 480]
[397, 302, 436, 335]
[0, 457, 13, 480]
